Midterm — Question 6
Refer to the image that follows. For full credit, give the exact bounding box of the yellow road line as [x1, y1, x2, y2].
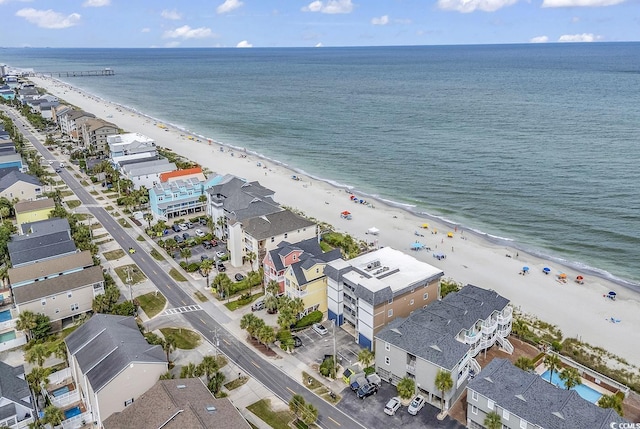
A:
[328, 416, 341, 426]
[286, 386, 296, 395]
[251, 361, 261, 369]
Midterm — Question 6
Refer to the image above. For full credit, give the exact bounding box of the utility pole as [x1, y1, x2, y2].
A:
[126, 266, 133, 301]
[332, 319, 337, 378]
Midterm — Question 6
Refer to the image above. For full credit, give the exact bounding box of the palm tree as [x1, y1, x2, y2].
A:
[245, 251, 257, 270]
[200, 259, 213, 288]
[543, 353, 561, 383]
[159, 371, 174, 380]
[197, 355, 219, 383]
[16, 311, 37, 341]
[434, 370, 453, 412]
[240, 313, 260, 338]
[265, 280, 280, 313]
[0, 206, 9, 222]
[180, 247, 192, 264]
[290, 297, 305, 320]
[143, 212, 153, 229]
[207, 371, 226, 396]
[514, 356, 534, 372]
[559, 367, 582, 390]
[358, 349, 375, 369]
[163, 337, 176, 363]
[180, 362, 197, 379]
[301, 403, 319, 426]
[598, 394, 624, 416]
[277, 308, 297, 331]
[289, 394, 306, 424]
[396, 377, 415, 400]
[266, 280, 280, 296]
[484, 411, 502, 429]
[42, 405, 64, 428]
[53, 341, 68, 367]
[257, 324, 275, 349]
[25, 343, 51, 367]
[26, 366, 50, 412]
[164, 238, 177, 252]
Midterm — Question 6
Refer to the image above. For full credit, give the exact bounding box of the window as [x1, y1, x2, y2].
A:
[70, 303, 79, 311]
[503, 410, 509, 420]
[385, 342, 390, 351]
[384, 356, 390, 365]
[410, 299, 414, 305]
[471, 405, 478, 415]
[520, 420, 527, 429]
[388, 297, 393, 304]
[423, 292, 429, 300]
[471, 391, 478, 401]
[388, 309, 393, 317]
[487, 399, 494, 410]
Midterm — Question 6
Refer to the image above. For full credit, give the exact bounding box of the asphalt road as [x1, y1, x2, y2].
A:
[2, 106, 364, 429]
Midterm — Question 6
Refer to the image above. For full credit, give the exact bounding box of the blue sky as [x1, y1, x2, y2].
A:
[0, 0, 637, 47]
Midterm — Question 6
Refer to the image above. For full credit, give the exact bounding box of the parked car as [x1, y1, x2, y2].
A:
[292, 335, 303, 348]
[408, 395, 426, 416]
[384, 397, 402, 416]
[234, 273, 245, 281]
[251, 300, 265, 311]
[174, 235, 184, 243]
[186, 222, 194, 229]
[312, 323, 328, 336]
[356, 383, 378, 399]
[179, 223, 188, 231]
[172, 224, 181, 232]
[199, 218, 208, 225]
[210, 239, 218, 246]
[194, 229, 205, 237]
[215, 251, 226, 259]
[203, 242, 213, 250]
[350, 374, 367, 392]
[55, 168, 61, 173]
[182, 233, 190, 240]
[217, 263, 226, 272]
[200, 255, 210, 261]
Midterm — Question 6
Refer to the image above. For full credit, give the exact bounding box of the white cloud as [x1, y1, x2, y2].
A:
[163, 25, 214, 39]
[236, 40, 252, 48]
[543, 0, 625, 6]
[302, 0, 354, 14]
[82, 0, 110, 7]
[371, 15, 389, 25]
[161, 9, 182, 20]
[315, 42, 323, 47]
[217, 0, 244, 14]
[529, 35, 549, 43]
[16, 8, 81, 29]
[558, 33, 601, 42]
[437, 0, 518, 12]
[141, 28, 150, 33]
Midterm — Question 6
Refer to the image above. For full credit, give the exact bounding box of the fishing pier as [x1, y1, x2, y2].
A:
[40, 68, 115, 78]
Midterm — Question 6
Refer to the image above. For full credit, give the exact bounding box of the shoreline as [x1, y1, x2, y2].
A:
[28, 74, 640, 369]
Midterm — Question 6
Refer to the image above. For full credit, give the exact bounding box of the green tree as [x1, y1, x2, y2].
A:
[200, 259, 213, 288]
[543, 353, 561, 383]
[212, 273, 232, 299]
[240, 313, 262, 339]
[358, 349, 375, 369]
[25, 343, 51, 367]
[16, 311, 37, 341]
[434, 370, 453, 412]
[31, 313, 51, 341]
[277, 307, 297, 331]
[197, 355, 219, 383]
[143, 212, 154, 228]
[598, 394, 624, 416]
[180, 247, 192, 264]
[484, 411, 502, 429]
[163, 337, 176, 363]
[245, 251, 257, 270]
[0, 206, 9, 222]
[159, 371, 175, 380]
[290, 297, 305, 319]
[289, 394, 306, 423]
[26, 366, 51, 412]
[257, 324, 275, 349]
[207, 371, 226, 396]
[514, 356, 534, 372]
[559, 367, 582, 390]
[319, 356, 336, 379]
[42, 405, 64, 428]
[396, 376, 415, 400]
[180, 362, 197, 379]
[265, 280, 280, 313]
[301, 403, 319, 426]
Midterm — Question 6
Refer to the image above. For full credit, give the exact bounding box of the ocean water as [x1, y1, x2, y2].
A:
[2, 44, 639, 288]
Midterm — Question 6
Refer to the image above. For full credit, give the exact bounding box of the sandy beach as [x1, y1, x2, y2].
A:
[29, 75, 640, 370]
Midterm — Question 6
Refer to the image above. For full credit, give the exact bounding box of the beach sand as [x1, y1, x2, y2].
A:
[30, 75, 640, 369]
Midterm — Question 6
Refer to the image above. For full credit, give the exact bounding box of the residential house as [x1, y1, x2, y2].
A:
[0, 84, 14, 101]
[149, 168, 220, 221]
[466, 358, 629, 429]
[263, 238, 341, 316]
[325, 247, 444, 350]
[0, 362, 35, 429]
[107, 133, 156, 166]
[120, 158, 176, 190]
[103, 378, 251, 429]
[0, 171, 42, 201]
[19, 216, 70, 235]
[64, 314, 168, 427]
[8, 218, 77, 268]
[58, 109, 96, 142]
[52, 105, 72, 126]
[229, 209, 316, 269]
[79, 118, 118, 155]
[0, 153, 23, 172]
[374, 285, 513, 411]
[13, 198, 55, 232]
[9, 250, 102, 329]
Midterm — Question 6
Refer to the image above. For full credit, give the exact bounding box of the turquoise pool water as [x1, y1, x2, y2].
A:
[53, 386, 70, 397]
[0, 330, 16, 343]
[541, 370, 603, 403]
[64, 406, 81, 419]
[0, 309, 11, 322]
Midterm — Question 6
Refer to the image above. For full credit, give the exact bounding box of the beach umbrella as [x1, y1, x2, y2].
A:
[608, 291, 616, 297]
[576, 275, 584, 281]
[411, 242, 422, 250]
[522, 266, 529, 272]
[447, 232, 454, 238]
[543, 267, 551, 274]
[559, 273, 567, 279]
[421, 223, 429, 229]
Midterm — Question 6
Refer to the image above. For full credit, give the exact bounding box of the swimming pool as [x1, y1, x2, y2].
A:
[64, 406, 81, 419]
[0, 309, 11, 322]
[53, 386, 70, 397]
[541, 370, 603, 403]
[0, 330, 16, 343]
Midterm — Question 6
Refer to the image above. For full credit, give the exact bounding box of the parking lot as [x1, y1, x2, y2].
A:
[337, 382, 465, 429]
[290, 322, 364, 372]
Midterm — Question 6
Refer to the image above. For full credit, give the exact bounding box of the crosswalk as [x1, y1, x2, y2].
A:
[162, 305, 203, 316]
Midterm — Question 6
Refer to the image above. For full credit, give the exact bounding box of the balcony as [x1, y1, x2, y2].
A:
[463, 331, 479, 345]
[497, 307, 513, 325]
[288, 288, 308, 298]
[61, 409, 91, 429]
[481, 318, 497, 335]
[406, 361, 416, 375]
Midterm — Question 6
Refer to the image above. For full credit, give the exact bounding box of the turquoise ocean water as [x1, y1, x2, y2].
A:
[2, 44, 639, 289]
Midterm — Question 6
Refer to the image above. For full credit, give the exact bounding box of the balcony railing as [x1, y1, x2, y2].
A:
[457, 368, 469, 388]
[406, 362, 416, 374]
[15, 416, 35, 429]
[497, 307, 513, 325]
[0, 318, 17, 331]
[47, 368, 72, 386]
[463, 332, 479, 344]
[289, 288, 308, 298]
[481, 318, 497, 335]
[62, 411, 92, 429]
[51, 390, 80, 408]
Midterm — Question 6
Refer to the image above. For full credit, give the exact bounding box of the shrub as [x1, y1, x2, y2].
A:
[90, 176, 98, 183]
[293, 311, 323, 330]
[186, 262, 200, 272]
[319, 357, 336, 378]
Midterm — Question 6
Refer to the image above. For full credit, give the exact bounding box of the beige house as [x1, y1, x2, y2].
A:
[0, 170, 42, 201]
[79, 117, 118, 155]
[65, 314, 168, 427]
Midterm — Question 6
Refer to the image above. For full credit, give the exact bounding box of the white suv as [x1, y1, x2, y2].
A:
[312, 323, 328, 336]
[384, 397, 401, 416]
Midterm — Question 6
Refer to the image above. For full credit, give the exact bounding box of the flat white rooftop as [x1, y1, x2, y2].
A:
[107, 132, 155, 146]
[341, 247, 443, 293]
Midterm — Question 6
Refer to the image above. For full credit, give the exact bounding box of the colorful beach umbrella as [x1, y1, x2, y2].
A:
[421, 223, 429, 228]
[559, 273, 567, 279]
[447, 232, 454, 238]
[522, 266, 529, 272]
[543, 267, 551, 273]
[576, 275, 584, 281]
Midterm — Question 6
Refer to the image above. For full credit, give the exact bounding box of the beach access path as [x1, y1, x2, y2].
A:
[29, 76, 640, 370]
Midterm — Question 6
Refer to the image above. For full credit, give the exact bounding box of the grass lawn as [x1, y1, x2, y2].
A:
[160, 328, 200, 349]
[224, 292, 264, 311]
[137, 291, 167, 318]
[80, 179, 89, 186]
[319, 241, 333, 252]
[91, 191, 99, 196]
[60, 190, 74, 197]
[103, 249, 125, 260]
[93, 233, 108, 239]
[118, 218, 130, 228]
[151, 248, 165, 261]
[169, 268, 187, 282]
[94, 239, 114, 245]
[105, 205, 114, 211]
[114, 264, 147, 284]
[136, 234, 145, 241]
[194, 291, 209, 302]
[90, 223, 102, 229]
[224, 376, 248, 391]
[247, 399, 294, 429]
[75, 213, 91, 221]
[66, 200, 82, 209]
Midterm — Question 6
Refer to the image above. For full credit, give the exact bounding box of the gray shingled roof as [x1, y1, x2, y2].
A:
[242, 210, 315, 240]
[65, 314, 166, 393]
[375, 285, 509, 369]
[207, 176, 279, 220]
[8, 230, 77, 267]
[13, 265, 103, 304]
[0, 170, 41, 192]
[103, 378, 250, 429]
[0, 362, 33, 417]
[9, 250, 93, 285]
[20, 217, 70, 235]
[467, 359, 629, 428]
[121, 159, 175, 177]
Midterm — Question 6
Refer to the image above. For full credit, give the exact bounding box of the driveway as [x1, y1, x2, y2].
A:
[292, 324, 364, 373]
